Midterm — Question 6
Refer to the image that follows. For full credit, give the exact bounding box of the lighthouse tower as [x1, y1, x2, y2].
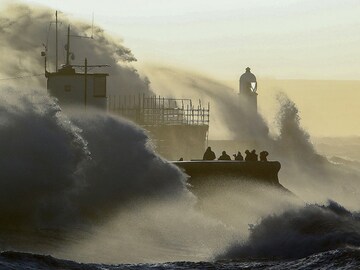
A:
[239, 67, 258, 113]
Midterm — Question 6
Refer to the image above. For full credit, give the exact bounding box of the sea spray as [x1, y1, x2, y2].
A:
[143, 65, 270, 142]
[63, 197, 234, 263]
[0, 86, 187, 231]
[0, 86, 87, 229]
[272, 95, 360, 209]
[0, 3, 151, 95]
[70, 111, 187, 220]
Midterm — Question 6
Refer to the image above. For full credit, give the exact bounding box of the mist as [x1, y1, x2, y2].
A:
[143, 65, 270, 142]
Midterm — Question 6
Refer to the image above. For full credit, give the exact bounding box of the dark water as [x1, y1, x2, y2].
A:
[1, 248, 359, 270]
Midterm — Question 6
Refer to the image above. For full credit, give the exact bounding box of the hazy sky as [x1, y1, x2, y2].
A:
[2, 0, 360, 137]
[21, 0, 360, 80]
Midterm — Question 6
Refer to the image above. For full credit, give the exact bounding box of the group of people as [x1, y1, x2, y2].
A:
[203, 147, 269, 162]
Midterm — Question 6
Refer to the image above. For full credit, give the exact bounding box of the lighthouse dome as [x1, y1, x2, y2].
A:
[239, 67, 257, 94]
[240, 67, 256, 84]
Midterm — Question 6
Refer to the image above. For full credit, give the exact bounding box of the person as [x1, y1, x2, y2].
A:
[233, 151, 244, 161]
[244, 149, 251, 161]
[218, 150, 231, 160]
[250, 149, 258, 161]
[260, 151, 269, 161]
[178, 157, 184, 161]
[203, 146, 216, 160]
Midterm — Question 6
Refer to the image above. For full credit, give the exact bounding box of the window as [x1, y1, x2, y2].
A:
[93, 76, 106, 97]
[64, 85, 71, 92]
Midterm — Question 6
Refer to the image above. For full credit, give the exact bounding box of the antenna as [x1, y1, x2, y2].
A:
[91, 12, 94, 39]
[66, 25, 70, 66]
[55, 11, 58, 72]
[44, 11, 62, 72]
[84, 58, 88, 109]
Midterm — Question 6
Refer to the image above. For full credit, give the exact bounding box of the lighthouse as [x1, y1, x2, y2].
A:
[239, 67, 258, 113]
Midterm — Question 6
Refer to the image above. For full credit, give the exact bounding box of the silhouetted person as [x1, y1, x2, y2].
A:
[218, 150, 231, 160]
[178, 157, 184, 161]
[260, 151, 269, 161]
[203, 146, 216, 160]
[250, 149, 258, 161]
[233, 151, 244, 161]
[245, 150, 251, 161]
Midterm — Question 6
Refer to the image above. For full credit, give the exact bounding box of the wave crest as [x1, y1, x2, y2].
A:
[216, 200, 360, 260]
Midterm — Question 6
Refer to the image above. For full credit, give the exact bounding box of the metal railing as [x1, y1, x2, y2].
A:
[108, 94, 209, 126]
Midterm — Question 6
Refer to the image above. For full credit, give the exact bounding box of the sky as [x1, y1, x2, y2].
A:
[2, 0, 360, 137]
[20, 0, 360, 80]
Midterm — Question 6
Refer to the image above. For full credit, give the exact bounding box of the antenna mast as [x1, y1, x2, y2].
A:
[84, 58, 88, 109]
[91, 12, 94, 39]
[55, 11, 58, 72]
[66, 25, 70, 66]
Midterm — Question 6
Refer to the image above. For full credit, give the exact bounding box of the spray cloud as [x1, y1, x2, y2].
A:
[0, 3, 152, 95]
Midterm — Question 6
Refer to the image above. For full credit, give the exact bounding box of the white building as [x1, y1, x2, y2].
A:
[46, 64, 108, 110]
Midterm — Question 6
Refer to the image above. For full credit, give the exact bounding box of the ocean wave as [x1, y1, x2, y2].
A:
[0, 87, 187, 238]
[216, 200, 360, 261]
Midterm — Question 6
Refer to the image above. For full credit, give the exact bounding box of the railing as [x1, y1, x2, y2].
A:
[108, 94, 209, 126]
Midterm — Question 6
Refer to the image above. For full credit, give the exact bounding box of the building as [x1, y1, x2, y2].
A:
[239, 67, 258, 112]
[46, 64, 108, 110]
[45, 25, 108, 110]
